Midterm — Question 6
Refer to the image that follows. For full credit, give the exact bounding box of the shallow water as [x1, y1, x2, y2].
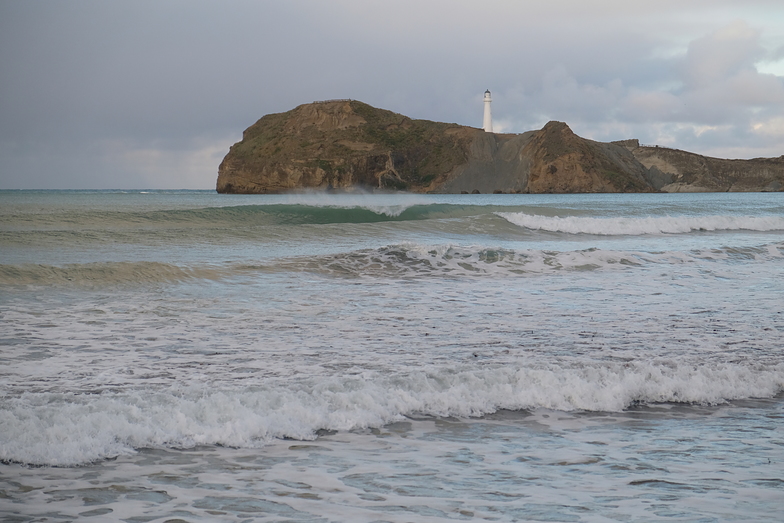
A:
[3, 402, 783, 522]
[1, 190, 783, 521]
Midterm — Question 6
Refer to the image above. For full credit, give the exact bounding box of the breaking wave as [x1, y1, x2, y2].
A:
[497, 213, 784, 235]
[276, 242, 782, 278]
[4, 203, 501, 229]
[2, 361, 782, 466]
[3, 241, 781, 286]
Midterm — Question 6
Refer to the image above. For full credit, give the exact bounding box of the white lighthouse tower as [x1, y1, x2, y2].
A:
[482, 90, 493, 132]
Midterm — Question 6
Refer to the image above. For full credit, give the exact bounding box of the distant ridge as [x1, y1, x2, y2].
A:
[217, 100, 784, 194]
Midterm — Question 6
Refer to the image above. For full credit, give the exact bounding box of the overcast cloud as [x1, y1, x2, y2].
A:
[1, 0, 783, 189]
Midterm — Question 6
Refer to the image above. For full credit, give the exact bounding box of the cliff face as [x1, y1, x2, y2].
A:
[216, 100, 476, 193]
[521, 121, 651, 193]
[217, 101, 784, 194]
[629, 145, 784, 192]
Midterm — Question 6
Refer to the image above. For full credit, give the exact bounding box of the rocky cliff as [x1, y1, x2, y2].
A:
[627, 144, 784, 192]
[217, 100, 784, 194]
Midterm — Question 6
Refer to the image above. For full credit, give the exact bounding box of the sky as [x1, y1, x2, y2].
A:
[1, 0, 784, 189]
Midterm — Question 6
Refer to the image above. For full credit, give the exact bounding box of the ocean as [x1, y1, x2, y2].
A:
[1, 189, 782, 522]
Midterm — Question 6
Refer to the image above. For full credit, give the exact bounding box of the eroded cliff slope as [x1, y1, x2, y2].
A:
[629, 144, 784, 192]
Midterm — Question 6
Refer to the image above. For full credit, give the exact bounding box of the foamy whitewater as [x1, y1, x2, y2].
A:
[1, 190, 782, 522]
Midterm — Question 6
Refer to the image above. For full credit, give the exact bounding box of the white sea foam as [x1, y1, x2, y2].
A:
[2, 361, 782, 466]
[3, 241, 778, 287]
[4, 191, 783, 522]
[496, 213, 784, 235]
[281, 241, 781, 279]
[274, 191, 430, 217]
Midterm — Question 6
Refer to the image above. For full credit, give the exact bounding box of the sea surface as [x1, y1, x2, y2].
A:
[1, 190, 783, 522]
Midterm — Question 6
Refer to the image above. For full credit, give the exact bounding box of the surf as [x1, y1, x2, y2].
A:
[3, 360, 782, 466]
[497, 212, 784, 235]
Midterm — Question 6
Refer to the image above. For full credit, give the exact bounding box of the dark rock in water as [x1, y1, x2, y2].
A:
[217, 100, 784, 194]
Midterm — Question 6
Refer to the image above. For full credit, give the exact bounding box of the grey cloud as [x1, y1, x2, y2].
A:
[680, 21, 765, 89]
[673, 22, 784, 126]
[1, 1, 783, 189]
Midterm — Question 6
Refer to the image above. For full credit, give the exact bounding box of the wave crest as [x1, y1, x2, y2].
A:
[2, 361, 782, 466]
[497, 213, 784, 235]
[278, 242, 782, 278]
[5, 241, 780, 286]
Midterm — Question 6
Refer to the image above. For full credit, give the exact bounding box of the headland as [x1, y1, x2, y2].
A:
[217, 100, 784, 194]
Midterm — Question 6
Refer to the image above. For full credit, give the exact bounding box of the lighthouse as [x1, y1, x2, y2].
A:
[482, 90, 493, 132]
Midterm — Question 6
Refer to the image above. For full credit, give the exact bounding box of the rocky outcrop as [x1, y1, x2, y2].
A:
[217, 100, 784, 193]
[217, 100, 475, 194]
[628, 145, 784, 192]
